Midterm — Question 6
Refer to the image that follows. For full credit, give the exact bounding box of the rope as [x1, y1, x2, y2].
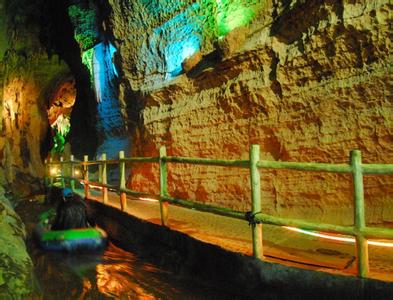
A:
[245, 211, 262, 226]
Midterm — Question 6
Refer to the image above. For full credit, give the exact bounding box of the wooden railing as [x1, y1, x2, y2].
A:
[45, 145, 393, 279]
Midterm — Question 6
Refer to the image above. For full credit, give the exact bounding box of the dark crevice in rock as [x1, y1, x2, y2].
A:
[38, 0, 98, 158]
[269, 51, 283, 99]
[186, 50, 221, 79]
[271, 0, 331, 44]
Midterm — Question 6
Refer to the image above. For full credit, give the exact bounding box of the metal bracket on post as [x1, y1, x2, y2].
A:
[250, 144, 263, 260]
[119, 151, 127, 211]
[351, 150, 369, 278]
[159, 145, 169, 226]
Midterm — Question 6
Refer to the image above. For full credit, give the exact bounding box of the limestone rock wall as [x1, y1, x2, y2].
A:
[0, 0, 70, 195]
[0, 187, 33, 298]
[109, 0, 392, 225]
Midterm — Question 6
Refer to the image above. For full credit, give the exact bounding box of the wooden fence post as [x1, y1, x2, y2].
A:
[49, 157, 54, 186]
[98, 156, 103, 183]
[351, 150, 369, 278]
[60, 157, 65, 188]
[44, 159, 48, 187]
[159, 145, 169, 226]
[119, 151, 127, 211]
[84, 155, 90, 198]
[70, 155, 75, 191]
[101, 153, 108, 204]
[250, 144, 263, 259]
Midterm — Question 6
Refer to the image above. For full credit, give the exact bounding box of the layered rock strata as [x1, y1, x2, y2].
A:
[109, 0, 393, 225]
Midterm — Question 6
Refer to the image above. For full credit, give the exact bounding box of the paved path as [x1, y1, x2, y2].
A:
[76, 187, 393, 282]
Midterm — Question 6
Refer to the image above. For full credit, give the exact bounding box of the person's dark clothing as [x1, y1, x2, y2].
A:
[51, 195, 89, 230]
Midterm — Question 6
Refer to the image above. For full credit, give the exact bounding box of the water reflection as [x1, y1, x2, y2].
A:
[96, 244, 176, 299]
[31, 241, 193, 299]
[18, 199, 237, 299]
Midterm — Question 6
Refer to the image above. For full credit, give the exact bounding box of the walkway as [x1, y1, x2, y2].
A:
[77, 188, 393, 282]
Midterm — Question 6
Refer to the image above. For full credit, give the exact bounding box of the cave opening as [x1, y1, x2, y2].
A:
[45, 75, 76, 157]
[35, 0, 100, 161]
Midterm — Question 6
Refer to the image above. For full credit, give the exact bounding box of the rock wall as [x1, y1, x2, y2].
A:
[0, 0, 71, 196]
[0, 187, 33, 298]
[110, 0, 393, 225]
[0, 2, 69, 293]
[0, 0, 85, 197]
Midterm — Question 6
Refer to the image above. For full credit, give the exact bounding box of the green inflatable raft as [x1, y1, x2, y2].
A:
[34, 208, 107, 252]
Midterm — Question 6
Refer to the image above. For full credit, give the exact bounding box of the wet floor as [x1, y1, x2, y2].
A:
[16, 197, 243, 299]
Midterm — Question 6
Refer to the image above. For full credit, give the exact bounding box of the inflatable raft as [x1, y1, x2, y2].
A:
[34, 209, 107, 252]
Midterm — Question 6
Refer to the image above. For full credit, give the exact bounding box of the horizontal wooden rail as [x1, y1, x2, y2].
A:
[95, 159, 120, 165]
[161, 195, 245, 220]
[363, 227, 393, 240]
[83, 181, 118, 190]
[164, 156, 249, 168]
[362, 164, 393, 175]
[47, 158, 393, 176]
[253, 213, 355, 236]
[257, 161, 352, 173]
[123, 157, 159, 163]
[121, 187, 158, 199]
[82, 161, 102, 166]
[48, 160, 77, 165]
[45, 146, 393, 280]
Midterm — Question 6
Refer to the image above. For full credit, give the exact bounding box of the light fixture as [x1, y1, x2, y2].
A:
[50, 168, 58, 175]
[284, 226, 393, 248]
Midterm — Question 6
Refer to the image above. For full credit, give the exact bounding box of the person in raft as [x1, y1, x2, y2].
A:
[51, 188, 94, 230]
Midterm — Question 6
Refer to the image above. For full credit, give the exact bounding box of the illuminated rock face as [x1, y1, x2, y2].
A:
[93, 42, 129, 161]
[109, 0, 393, 224]
[0, 1, 69, 189]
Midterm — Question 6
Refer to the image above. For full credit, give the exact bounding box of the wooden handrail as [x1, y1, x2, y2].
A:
[45, 146, 393, 280]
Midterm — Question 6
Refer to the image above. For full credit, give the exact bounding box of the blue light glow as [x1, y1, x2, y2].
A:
[152, 3, 202, 79]
[108, 43, 118, 77]
[92, 42, 130, 172]
[165, 36, 200, 77]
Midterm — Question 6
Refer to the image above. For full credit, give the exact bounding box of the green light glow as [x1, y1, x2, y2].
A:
[51, 130, 66, 154]
[82, 48, 94, 85]
[42, 227, 103, 241]
[197, 0, 262, 43]
[68, 4, 98, 51]
[51, 114, 70, 154]
[216, 0, 257, 36]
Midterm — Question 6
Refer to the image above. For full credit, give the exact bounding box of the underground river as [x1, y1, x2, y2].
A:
[16, 196, 243, 299]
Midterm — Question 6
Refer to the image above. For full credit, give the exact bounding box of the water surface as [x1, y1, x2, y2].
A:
[17, 198, 241, 299]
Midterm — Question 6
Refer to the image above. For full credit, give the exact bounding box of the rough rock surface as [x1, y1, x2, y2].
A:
[0, 1, 70, 191]
[0, 2, 73, 295]
[109, 0, 393, 225]
[0, 187, 33, 298]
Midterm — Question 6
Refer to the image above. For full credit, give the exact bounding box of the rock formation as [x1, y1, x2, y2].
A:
[0, 188, 33, 298]
[0, 0, 390, 295]
[106, 0, 393, 225]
